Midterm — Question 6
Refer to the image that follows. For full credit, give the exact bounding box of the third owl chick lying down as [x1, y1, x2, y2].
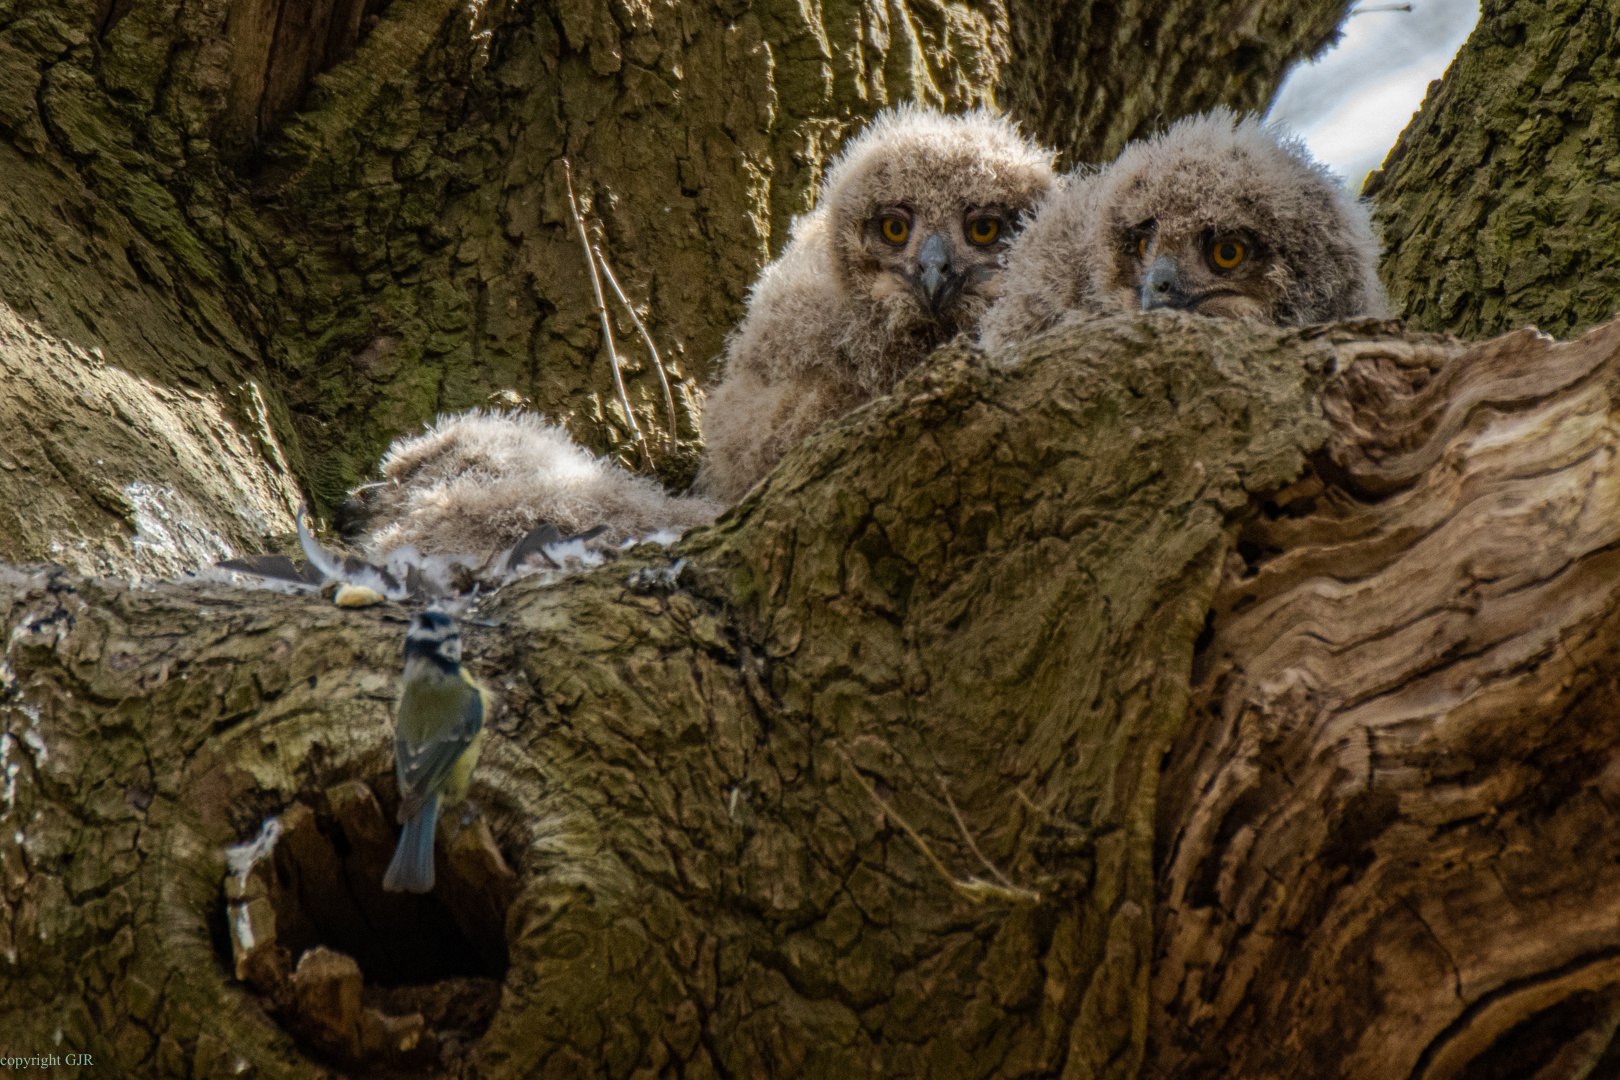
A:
[353, 106, 1387, 571]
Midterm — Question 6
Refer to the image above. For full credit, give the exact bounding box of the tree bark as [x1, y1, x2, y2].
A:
[1001, 0, 1351, 169]
[17, 1, 1620, 1077]
[1, 314, 1329, 1077]
[0, 0, 1353, 572]
[11, 313, 1620, 1077]
[1370, 0, 1620, 342]
[1149, 316, 1620, 1078]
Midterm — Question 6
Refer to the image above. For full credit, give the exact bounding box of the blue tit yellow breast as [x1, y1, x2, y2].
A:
[441, 728, 485, 806]
[444, 669, 491, 805]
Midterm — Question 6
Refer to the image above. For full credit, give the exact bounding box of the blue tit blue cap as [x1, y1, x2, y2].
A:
[411, 610, 456, 635]
[405, 610, 462, 663]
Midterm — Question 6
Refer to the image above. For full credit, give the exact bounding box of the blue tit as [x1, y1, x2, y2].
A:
[382, 609, 491, 893]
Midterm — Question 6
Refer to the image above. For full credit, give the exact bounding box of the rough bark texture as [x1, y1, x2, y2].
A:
[14, 314, 1620, 1078]
[1370, 0, 1620, 341]
[1001, 0, 1350, 170]
[0, 0, 1354, 573]
[1, 315, 1336, 1077]
[0, 117, 305, 579]
[0, 297, 303, 580]
[1150, 317, 1620, 1078]
[18, 0, 1620, 1076]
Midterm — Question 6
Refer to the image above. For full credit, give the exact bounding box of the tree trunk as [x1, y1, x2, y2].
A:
[17, 0, 1620, 1077]
[1002, 0, 1352, 169]
[1149, 317, 1620, 1078]
[1370, 0, 1620, 341]
[9, 313, 1620, 1077]
[0, 0, 1353, 573]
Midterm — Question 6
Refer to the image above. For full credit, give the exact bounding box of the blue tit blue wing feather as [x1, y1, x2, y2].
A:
[394, 657, 486, 824]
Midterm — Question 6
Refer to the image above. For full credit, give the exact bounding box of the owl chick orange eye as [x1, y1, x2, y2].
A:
[880, 216, 910, 244]
[1137, 235, 1150, 258]
[1212, 238, 1246, 270]
[967, 216, 1000, 245]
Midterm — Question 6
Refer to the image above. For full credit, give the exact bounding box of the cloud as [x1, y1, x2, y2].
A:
[1268, 0, 1480, 191]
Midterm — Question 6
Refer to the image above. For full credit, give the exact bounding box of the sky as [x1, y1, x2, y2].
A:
[1268, 0, 1481, 193]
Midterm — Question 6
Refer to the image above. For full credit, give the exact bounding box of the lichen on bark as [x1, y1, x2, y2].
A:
[1371, 0, 1620, 340]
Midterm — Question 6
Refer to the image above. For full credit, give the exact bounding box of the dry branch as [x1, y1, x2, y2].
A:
[837, 747, 1040, 906]
[562, 162, 653, 471]
[594, 248, 681, 456]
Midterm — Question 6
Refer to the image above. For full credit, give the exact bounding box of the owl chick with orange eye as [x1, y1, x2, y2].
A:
[696, 106, 1056, 503]
[979, 109, 1387, 352]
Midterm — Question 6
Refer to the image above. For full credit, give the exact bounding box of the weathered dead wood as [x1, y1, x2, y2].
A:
[1151, 318, 1620, 1078]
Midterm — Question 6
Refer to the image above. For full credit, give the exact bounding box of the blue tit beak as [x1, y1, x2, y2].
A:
[911, 232, 966, 317]
[1141, 255, 1194, 312]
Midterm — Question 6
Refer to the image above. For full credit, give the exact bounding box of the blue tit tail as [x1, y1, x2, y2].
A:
[382, 794, 441, 894]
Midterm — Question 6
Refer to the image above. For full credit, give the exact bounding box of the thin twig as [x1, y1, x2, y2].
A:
[939, 775, 1018, 891]
[593, 246, 679, 455]
[837, 748, 1039, 906]
[1350, 3, 1410, 13]
[838, 750, 959, 892]
[562, 161, 652, 471]
[1014, 784, 1089, 834]
[1013, 786, 1044, 817]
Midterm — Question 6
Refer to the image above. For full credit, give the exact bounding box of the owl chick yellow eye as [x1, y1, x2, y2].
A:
[1212, 239, 1245, 269]
[880, 216, 910, 244]
[967, 217, 1000, 245]
[1137, 235, 1149, 257]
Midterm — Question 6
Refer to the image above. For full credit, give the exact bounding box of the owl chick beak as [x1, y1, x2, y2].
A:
[912, 232, 966, 317]
[1141, 256, 1194, 312]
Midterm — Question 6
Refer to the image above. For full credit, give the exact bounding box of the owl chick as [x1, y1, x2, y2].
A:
[697, 106, 1056, 503]
[979, 109, 1387, 351]
[361, 409, 721, 559]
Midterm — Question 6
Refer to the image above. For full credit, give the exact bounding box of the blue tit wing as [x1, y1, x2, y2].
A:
[395, 671, 485, 824]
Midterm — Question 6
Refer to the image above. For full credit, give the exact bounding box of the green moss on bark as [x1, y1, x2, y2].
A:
[0, 315, 1341, 1078]
[0, 0, 1362, 558]
[1371, 0, 1620, 340]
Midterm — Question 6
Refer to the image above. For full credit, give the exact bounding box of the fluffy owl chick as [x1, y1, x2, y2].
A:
[698, 106, 1056, 503]
[979, 109, 1387, 351]
[363, 410, 720, 557]
[977, 171, 1106, 351]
